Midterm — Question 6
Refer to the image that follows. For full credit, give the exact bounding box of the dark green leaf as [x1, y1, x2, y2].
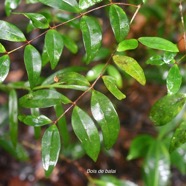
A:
[146, 55, 164, 65]
[143, 140, 170, 186]
[9, 89, 18, 146]
[24, 45, 42, 89]
[42, 125, 61, 177]
[127, 135, 154, 160]
[0, 55, 10, 83]
[102, 76, 126, 100]
[79, 0, 102, 9]
[170, 121, 186, 152]
[109, 5, 129, 43]
[72, 106, 100, 161]
[91, 90, 120, 149]
[113, 55, 146, 86]
[45, 30, 64, 69]
[138, 37, 179, 52]
[150, 93, 186, 126]
[80, 16, 102, 63]
[0, 20, 26, 42]
[31, 108, 41, 139]
[166, 64, 182, 95]
[19, 89, 71, 108]
[5, 0, 21, 16]
[117, 39, 138, 52]
[38, 0, 80, 13]
[0, 43, 6, 53]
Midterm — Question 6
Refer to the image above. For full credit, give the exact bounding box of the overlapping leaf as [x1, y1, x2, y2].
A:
[91, 90, 120, 149]
[79, 0, 103, 9]
[117, 39, 138, 52]
[5, 0, 21, 16]
[62, 35, 78, 54]
[72, 106, 100, 161]
[0, 55, 10, 83]
[0, 43, 6, 53]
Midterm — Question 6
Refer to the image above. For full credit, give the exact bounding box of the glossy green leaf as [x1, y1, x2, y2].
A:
[18, 114, 52, 127]
[24, 45, 42, 89]
[31, 108, 41, 139]
[127, 135, 154, 160]
[143, 140, 170, 186]
[80, 16, 102, 63]
[19, 89, 71, 108]
[0, 43, 6, 53]
[5, 0, 21, 16]
[21, 13, 49, 29]
[150, 93, 186, 126]
[62, 35, 78, 54]
[38, 0, 80, 13]
[9, 89, 18, 146]
[166, 64, 182, 95]
[102, 76, 126, 100]
[113, 55, 146, 86]
[0, 55, 10, 83]
[0, 20, 26, 42]
[146, 55, 164, 65]
[79, 0, 102, 9]
[117, 39, 138, 52]
[42, 125, 61, 177]
[138, 37, 179, 52]
[91, 90, 120, 149]
[72, 106, 100, 161]
[45, 30, 64, 69]
[170, 121, 186, 152]
[163, 52, 177, 64]
[55, 104, 70, 147]
[109, 5, 129, 43]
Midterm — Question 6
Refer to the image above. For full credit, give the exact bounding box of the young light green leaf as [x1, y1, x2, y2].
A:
[42, 125, 61, 177]
[0, 43, 6, 53]
[19, 89, 71, 108]
[109, 5, 129, 43]
[79, 0, 102, 9]
[146, 55, 164, 65]
[0, 55, 10, 83]
[150, 93, 186, 126]
[18, 114, 52, 127]
[117, 39, 138, 52]
[102, 76, 126, 100]
[0, 20, 26, 42]
[38, 0, 80, 13]
[91, 90, 120, 149]
[21, 13, 49, 29]
[72, 106, 100, 161]
[170, 121, 186, 152]
[138, 37, 179, 52]
[9, 89, 18, 147]
[143, 140, 170, 186]
[113, 55, 146, 86]
[166, 64, 182, 95]
[5, 0, 21, 16]
[80, 16, 102, 63]
[45, 30, 64, 69]
[24, 45, 42, 89]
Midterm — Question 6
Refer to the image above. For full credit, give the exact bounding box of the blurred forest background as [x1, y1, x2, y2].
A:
[0, 0, 186, 185]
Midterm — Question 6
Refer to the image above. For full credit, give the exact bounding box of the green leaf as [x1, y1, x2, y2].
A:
[143, 140, 170, 186]
[109, 5, 129, 43]
[42, 125, 61, 177]
[150, 93, 186, 126]
[19, 89, 71, 108]
[0, 43, 6, 53]
[91, 90, 120, 149]
[80, 16, 102, 63]
[24, 45, 42, 89]
[18, 114, 52, 127]
[0, 20, 26, 42]
[102, 76, 126, 100]
[113, 55, 146, 86]
[62, 34, 78, 54]
[31, 108, 41, 139]
[38, 0, 80, 13]
[72, 106, 100, 161]
[0, 55, 10, 83]
[117, 39, 138, 52]
[170, 121, 186, 152]
[146, 55, 164, 65]
[45, 30, 64, 69]
[9, 89, 18, 146]
[5, 0, 21, 16]
[127, 135, 154, 160]
[79, 0, 103, 9]
[166, 64, 182, 95]
[21, 13, 49, 29]
[163, 51, 177, 64]
[138, 37, 179, 52]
